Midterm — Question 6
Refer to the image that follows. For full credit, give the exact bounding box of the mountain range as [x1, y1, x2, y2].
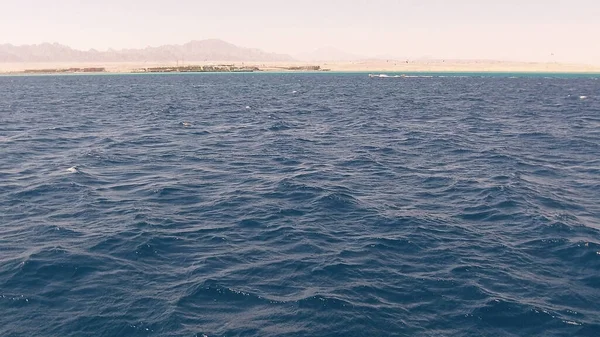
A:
[0, 39, 295, 63]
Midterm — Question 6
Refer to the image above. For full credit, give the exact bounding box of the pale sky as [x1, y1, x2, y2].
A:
[1, 0, 599, 64]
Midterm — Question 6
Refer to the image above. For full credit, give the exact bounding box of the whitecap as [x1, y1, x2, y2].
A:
[564, 320, 582, 326]
[579, 95, 588, 100]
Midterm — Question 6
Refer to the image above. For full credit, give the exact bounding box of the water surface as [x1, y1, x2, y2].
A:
[1, 73, 599, 336]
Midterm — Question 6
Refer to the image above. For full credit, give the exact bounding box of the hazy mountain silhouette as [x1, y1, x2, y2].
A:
[295, 47, 365, 62]
[0, 39, 295, 63]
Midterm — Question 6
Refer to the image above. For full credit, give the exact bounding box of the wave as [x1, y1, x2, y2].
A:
[1, 73, 599, 337]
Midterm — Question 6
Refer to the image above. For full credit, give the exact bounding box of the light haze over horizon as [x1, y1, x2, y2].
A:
[2, 0, 599, 65]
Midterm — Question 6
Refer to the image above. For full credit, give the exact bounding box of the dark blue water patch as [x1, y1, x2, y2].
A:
[1, 73, 600, 337]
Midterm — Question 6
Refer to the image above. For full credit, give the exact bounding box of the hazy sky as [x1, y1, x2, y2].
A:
[2, 0, 599, 64]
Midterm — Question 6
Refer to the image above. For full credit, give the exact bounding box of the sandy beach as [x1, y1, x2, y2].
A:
[1, 60, 599, 74]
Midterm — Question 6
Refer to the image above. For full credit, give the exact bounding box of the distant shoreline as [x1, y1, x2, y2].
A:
[1, 61, 600, 76]
[3, 71, 600, 78]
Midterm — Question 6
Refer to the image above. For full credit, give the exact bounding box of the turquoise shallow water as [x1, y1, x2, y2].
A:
[1, 73, 599, 336]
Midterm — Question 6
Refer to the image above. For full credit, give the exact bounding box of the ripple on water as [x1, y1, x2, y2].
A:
[1, 74, 600, 337]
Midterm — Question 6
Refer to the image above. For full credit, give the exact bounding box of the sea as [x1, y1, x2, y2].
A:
[0, 72, 599, 337]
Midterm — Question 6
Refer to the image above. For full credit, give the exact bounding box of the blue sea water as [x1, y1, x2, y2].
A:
[0, 73, 599, 337]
